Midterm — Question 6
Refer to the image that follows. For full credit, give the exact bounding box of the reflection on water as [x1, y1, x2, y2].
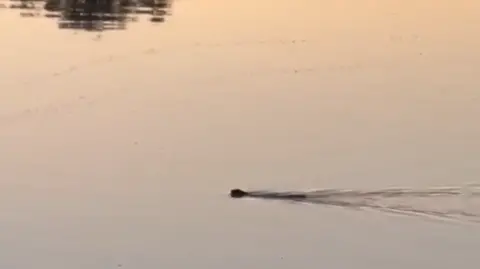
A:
[2, 0, 173, 31]
[1, 0, 480, 268]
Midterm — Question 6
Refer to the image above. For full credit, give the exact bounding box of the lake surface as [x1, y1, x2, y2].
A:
[1, 0, 480, 268]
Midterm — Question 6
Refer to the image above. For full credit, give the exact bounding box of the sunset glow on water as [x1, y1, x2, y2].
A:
[1, 1, 480, 268]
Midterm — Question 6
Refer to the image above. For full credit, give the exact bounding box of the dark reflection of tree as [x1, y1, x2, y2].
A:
[6, 0, 173, 31]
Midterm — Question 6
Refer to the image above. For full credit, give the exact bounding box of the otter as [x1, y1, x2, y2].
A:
[230, 188, 248, 198]
[229, 188, 307, 200]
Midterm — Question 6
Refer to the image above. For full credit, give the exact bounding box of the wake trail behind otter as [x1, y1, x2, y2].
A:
[242, 186, 480, 224]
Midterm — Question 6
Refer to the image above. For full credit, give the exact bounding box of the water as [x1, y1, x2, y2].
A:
[1, 0, 480, 268]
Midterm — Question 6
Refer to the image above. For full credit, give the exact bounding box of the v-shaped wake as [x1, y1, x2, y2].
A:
[230, 185, 480, 224]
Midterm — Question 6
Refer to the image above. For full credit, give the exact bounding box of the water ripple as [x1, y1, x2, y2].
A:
[231, 185, 480, 224]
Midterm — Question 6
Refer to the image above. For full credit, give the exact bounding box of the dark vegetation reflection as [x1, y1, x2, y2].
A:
[2, 0, 173, 31]
[231, 186, 480, 224]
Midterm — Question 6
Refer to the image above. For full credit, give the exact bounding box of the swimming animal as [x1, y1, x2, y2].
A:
[229, 188, 307, 200]
[230, 189, 248, 198]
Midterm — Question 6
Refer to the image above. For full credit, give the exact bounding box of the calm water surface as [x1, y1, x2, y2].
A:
[1, 0, 480, 268]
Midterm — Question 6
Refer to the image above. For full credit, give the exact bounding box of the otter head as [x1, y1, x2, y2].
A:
[230, 188, 248, 198]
